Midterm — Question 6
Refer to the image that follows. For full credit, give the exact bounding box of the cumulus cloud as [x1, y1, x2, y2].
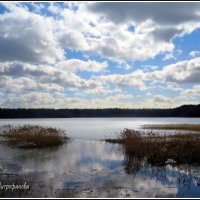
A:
[151, 27, 183, 42]
[57, 30, 90, 51]
[57, 59, 108, 73]
[88, 2, 200, 25]
[50, 2, 176, 62]
[153, 95, 173, 103]
[42, 72, 100, 90]
[0, 61, 105, 90]
[0, 62, 49, 77]
[79, 87, 117, 96]
[98, 70, 147, 90]
[1, 2, 199, 64]
[123, 57, 200, 85]
[87, 2, 200, 61]
[86, 27, 174, 62]
[2, 92, 135, 109]
[133, 95, 177, 109]
[189, 51, 200, 58]
[163, 53, 176, 61]
[0, 75, 63, 94]
[157, 83, 183, 91]
[146, 92, 152, 96]
[143, 65, 159, 72]
[163, 50, 182, 61]
[153, 57, 200, 83]
[5, 92, 58, 108]
[180, 85, 200, 97]
[0, 3, 63, 64]
[0, 2, 199, 108]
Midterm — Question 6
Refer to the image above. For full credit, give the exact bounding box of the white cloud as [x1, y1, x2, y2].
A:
[1, 2, 199, 64]
[180, 85, 200, 97]
[86, 28, 174, 62]
[86, 2, 200, 61]
[0, 61, 104, 91]
[57, 30, 90, 51]
[146, 92, 152, 96]
[143, 65, 159, 72]
[0, 3, 64, 64]
[0, 75, 63, 94]
[134, 95, 178, 109]
[47, 2, 61, 14]
[98, 70, 147, 90]
[46, 2, 175, 62]
[116, 63, 132, 70]
[189, 51, 200, 58]
[163, 53, 176, 61]
[157, 83, 183, 91]
[153, 95, 173, 103]
[3, 91, 92, 109]
[57, 59, 108, 73]
[0, 88, 191, 109]
[163, 49, 182, 61]
[88, 2, 200, 25]
[0, 62, 50, 77]
[0, 2, 199, 108]
[152, 57, 200, 83]
[2, 92, 134, 109]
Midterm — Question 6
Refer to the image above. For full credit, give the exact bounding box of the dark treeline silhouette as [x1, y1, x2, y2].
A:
[1, 104, 200, 118]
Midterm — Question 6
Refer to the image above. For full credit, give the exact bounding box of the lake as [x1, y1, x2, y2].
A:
[1, 117, 200, 139]
[1, 118, 200, 198]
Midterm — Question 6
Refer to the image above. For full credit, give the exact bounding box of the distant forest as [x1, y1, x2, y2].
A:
[1, 104, 200, 118]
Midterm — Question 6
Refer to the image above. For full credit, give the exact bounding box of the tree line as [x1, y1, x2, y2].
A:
[0, 104, 200, 118]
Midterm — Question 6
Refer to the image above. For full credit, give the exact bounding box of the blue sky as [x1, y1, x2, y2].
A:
[0, 2, 200, 108]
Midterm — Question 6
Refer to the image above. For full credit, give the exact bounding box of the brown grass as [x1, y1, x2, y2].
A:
[105, 128, 200, 166]
[1, 124, 68, 148]
[142, 124, 200, 132]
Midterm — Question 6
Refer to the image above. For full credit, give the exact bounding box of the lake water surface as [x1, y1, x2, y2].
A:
[1, 118, 200, 197]
[1, 117, 200, 139]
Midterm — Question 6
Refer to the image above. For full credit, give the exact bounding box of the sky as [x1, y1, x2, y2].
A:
[0, 1, 200, 109]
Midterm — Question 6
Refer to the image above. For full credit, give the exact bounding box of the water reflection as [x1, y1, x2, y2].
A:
[121, 142, 200, 198]
[0, 139, 200, 197]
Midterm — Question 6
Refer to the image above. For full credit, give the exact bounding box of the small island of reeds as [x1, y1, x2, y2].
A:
[0, 124, 69, 148]
[105, 125, 200, 167]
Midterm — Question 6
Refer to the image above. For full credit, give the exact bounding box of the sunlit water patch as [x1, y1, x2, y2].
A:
[1, 118, 200, 139]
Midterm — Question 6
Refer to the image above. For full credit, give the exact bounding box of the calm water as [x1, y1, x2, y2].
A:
[1, 118, 200, 197]
[1, 117, 200, 139]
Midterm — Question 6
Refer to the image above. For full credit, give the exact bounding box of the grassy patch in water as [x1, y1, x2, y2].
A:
[142, 124, 200, 132]
[105, 128, 200, 166]
[1, 124, 68, 148]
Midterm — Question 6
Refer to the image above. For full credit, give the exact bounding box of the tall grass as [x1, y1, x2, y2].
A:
[105, 129, 200, 166]
[142, 124, 200, 132]
[1, 124, 68, 148]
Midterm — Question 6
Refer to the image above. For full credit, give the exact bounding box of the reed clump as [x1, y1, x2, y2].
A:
[1, 124, 68, 148]
[142, 124, 200, 132]
[105, 128, 200, 166]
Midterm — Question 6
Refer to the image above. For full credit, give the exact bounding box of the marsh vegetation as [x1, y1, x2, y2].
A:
[142, 123, 200, 132]
[105, 128, 200, 166]
[0, 124, 68, 148]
